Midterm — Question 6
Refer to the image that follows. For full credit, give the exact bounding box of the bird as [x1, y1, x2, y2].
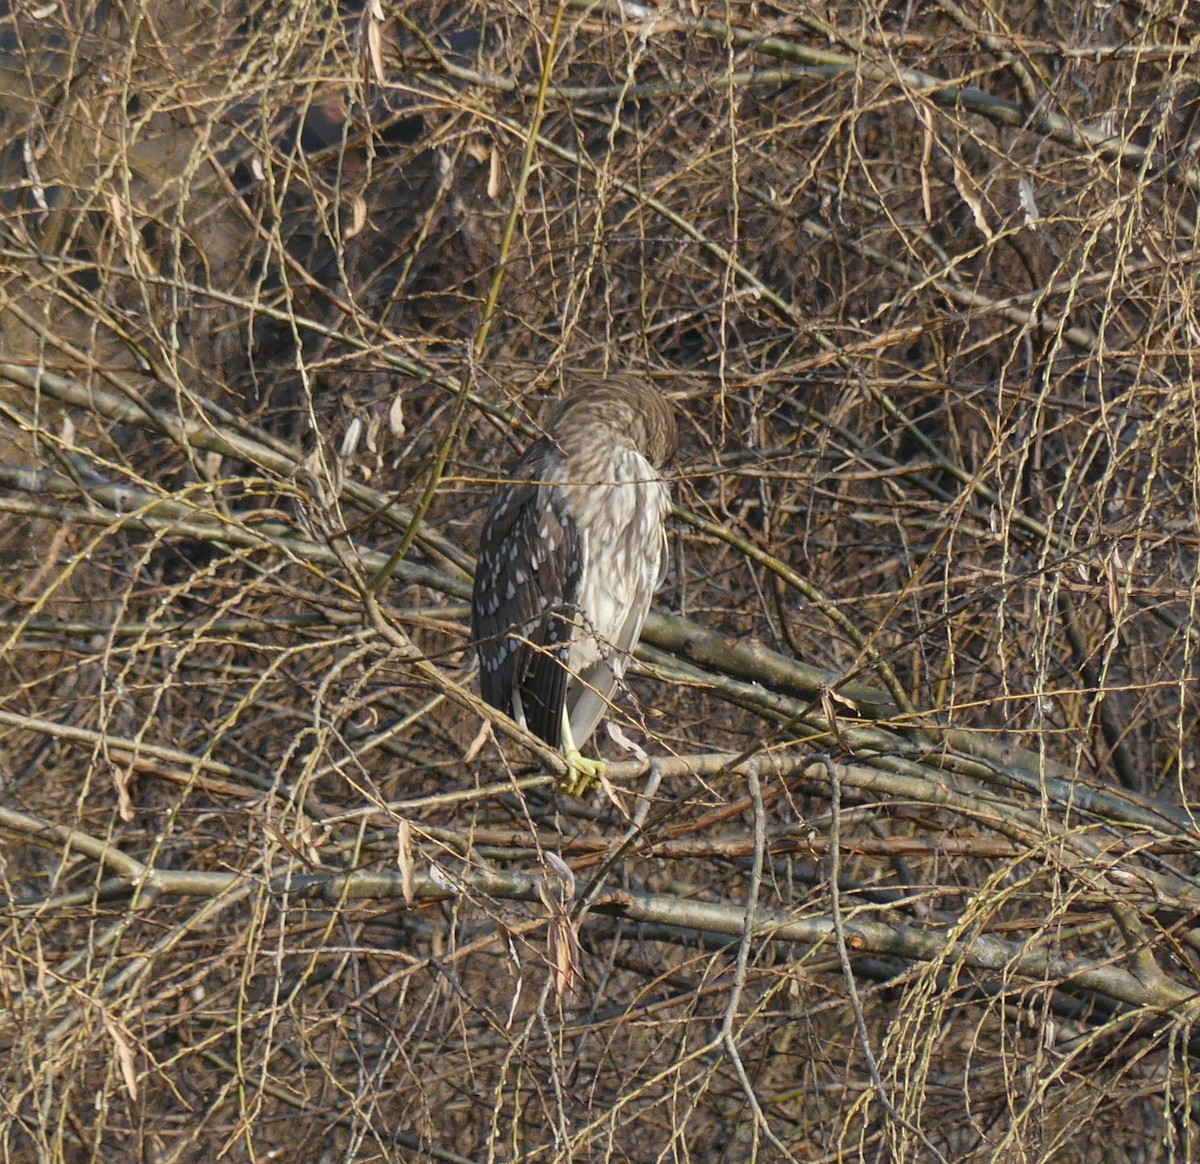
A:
[471, 375, 678, 794]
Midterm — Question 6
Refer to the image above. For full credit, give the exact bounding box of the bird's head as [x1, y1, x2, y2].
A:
[545, 374, 678, 468]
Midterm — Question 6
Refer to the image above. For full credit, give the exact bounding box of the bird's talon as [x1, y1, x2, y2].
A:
[558, 750, 605, 797]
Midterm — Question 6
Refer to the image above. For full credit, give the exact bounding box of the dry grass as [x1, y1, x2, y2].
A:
[3, 0, 1200, 1160]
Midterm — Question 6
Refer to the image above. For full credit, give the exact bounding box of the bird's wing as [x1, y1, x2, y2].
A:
[471, 440, 583, 747]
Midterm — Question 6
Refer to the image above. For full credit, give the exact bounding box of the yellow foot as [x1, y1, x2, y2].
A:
[558, 750, 606, 797]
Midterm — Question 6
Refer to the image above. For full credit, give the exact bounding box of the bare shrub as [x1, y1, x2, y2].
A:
[3, 1, 1200, 1160]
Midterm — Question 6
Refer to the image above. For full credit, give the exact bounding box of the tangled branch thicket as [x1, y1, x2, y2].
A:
[4, 0, 1200, 1158]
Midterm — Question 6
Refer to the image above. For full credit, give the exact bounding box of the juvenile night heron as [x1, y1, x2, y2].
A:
[471, 375, 678, 793]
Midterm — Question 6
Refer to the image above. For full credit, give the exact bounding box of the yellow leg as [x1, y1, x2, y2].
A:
[558, 714, 605, 797]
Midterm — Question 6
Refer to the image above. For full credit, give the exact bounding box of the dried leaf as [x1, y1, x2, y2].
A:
[1018, 175, 1039, 229]
[819, 683, 846, 749]
[538, 857, 581, 1009]
[366, 6, 387, 86]
[343, 193, 368, 241]
[294, 815, 324, 867]
[951, 153, 993, 241]
[109, 761, 135, 823]
[397, 819, 415, 904]
[340, 415, 363, 459]
[298, 447, 333, 508]
[1105, 546, 1124, 619]
[102, 1012, 139, 1102]
[262, 822, 316, 868]
[505, 971, 524, 1028]
[463, 719, 492, 763]
[23, 128, 48, 219]
[545, 915, 581, 1008]
[596, 767, 632, 819]
[544, 851, 576, 897]
[918, 103, 934, 223]
[388, 393, 406, 437]
[488, 146, 502, 201]
[606, 720, 648, 762]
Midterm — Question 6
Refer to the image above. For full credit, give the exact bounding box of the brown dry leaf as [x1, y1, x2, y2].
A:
[108, 760, 135, 822]
[504, 970, 524, 1029]
[488, 146, 502, 201]
[102, 1012, 139, 1102]
[343, 194, 368, 240]
[606, 721, 649, 763]
[427, 863, 455, 893]
[538, 855, 581, 1009]
[340, 415, 363, 459]
[545, 916, 581, 1009]
[1105, 546, 1124, 619]
[544, 851, 576, 896]
[918, 103, 934, 223]
[596, 767, 632, 820]
[951, 153, 993, 241]
[1019, 174, 1039, 228]
[22, 127, 48, 221]
[397, 818, 415, 905]
[293, 815, 324, 867]
[387, 393, 406, 437]
[262, 822, 317, 868]
[463, 718, 492, 763]
[34, 934, 46, 998]
[365, 3, 387, 86]
[819, 683, 848, 749]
